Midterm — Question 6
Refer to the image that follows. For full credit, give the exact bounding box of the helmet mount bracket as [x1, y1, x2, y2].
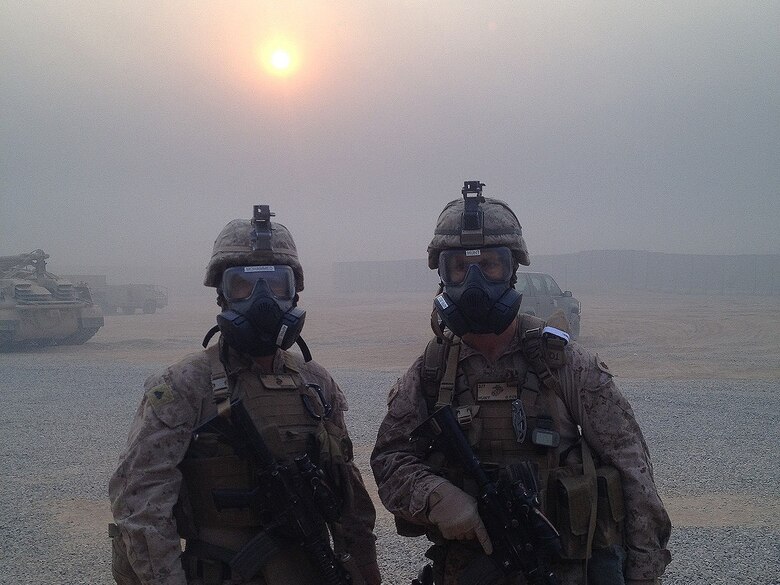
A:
[460, 180, 486, 246]
[251, 205, 274, 251]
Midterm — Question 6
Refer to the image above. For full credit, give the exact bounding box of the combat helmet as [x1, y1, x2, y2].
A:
[204, 205, 304, 291]
[427, 181, 530, 271]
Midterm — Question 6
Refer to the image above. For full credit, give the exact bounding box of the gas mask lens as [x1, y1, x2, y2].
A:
[222, 266, 295, 302]
[439, 247, 513, 285]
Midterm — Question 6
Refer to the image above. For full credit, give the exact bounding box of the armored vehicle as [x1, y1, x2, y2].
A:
[64, 275, 169, 314]
[516, 271, 581, 339]
[0, 250, 104, 349]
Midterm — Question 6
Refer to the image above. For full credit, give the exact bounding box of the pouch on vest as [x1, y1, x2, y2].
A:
[593, 466, 625, 549]
[395, 516, 428, 537]
[548, 465, 595, 560]
[179, 454, 263, 529]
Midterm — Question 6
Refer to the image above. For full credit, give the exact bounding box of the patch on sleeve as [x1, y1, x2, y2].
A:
[146, 383, 175, 407]
[595, 354, 612, 376]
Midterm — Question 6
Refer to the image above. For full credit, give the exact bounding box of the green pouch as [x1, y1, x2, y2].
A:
[315, 420, 355, 508]
[548, 466, 596, 560]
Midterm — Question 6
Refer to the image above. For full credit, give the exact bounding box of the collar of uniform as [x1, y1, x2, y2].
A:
[245, 348, 302, 375]
[458, 322, 523, 362]
[242, 348, 283, 375]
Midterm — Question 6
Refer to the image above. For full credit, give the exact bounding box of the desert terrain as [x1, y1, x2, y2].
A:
[83, 289, 780, 379]
[1, 290, 778, 584]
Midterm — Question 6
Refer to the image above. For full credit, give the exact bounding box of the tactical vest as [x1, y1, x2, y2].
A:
[418, 315, 624, 561]
[177, 346, 352, 552]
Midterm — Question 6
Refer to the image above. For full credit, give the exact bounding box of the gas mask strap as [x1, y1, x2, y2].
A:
[430, 305, 458, 345]
[295, 335, 313, 362]
[202, 324, 220, 348]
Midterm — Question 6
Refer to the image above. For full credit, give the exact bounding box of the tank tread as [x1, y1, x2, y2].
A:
[60, 327, 100, 345]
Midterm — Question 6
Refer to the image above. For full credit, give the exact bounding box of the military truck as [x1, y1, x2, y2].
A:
[102, 283, 169, 314]
[64, 275, 169, 315]
[516, 271, 581, 339]
[0, 250, 104, 349]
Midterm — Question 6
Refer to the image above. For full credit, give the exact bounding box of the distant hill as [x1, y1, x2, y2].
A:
[334, 251, 780, 295]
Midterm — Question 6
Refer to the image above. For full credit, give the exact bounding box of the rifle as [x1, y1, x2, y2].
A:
[412, 405, 561, 585]
[192, 399, 353, 585]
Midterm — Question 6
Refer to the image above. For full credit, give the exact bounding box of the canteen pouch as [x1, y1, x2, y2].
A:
[548, 466, 596, 560]
[594, 466, 625, 548]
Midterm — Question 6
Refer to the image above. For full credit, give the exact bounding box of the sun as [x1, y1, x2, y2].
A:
[270, 49, 291, 71]
[256, 42, 299, 78]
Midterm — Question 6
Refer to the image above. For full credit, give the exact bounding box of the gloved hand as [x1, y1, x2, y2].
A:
[426, 481, 493, 555]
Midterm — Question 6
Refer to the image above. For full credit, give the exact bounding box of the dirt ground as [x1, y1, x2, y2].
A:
[62, 289, 780, 538]
[308, 290, 780, 379]
[85, 289, 780, 380]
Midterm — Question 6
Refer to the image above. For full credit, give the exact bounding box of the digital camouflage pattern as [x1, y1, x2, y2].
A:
[427, 197, 531, 270]
[109, 345, 378, 585]
[204, 219, 304, 291]
[371, 328, 671, 584]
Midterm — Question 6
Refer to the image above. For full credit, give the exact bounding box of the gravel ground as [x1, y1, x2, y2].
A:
[1, 351, 778, 585]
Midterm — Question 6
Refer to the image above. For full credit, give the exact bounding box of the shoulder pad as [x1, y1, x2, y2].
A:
[518, 313, 546, 337]
[519, 314, 567, 370]
[545, 309, 571, 336]
[422, 336, 447, 382]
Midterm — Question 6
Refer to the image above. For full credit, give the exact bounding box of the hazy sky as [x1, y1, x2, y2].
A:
[1, 1, 778, 279]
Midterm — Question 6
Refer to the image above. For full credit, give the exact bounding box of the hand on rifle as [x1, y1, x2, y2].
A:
[427, 481, 493, 555]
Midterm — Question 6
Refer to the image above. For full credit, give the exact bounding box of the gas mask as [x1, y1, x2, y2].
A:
[216, 265, 305, 356]
[433, 246, 521, 336]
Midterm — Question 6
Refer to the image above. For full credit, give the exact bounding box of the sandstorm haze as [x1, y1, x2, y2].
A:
[1, 2, 778, 291]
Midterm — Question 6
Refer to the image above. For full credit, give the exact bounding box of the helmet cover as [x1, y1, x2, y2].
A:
[427, 196, 530, 270]
[204, 218, 304, 291]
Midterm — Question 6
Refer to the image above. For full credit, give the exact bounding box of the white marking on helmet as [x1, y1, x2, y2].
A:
[465, 249, 481, 256]
[244, 266, 275, 272]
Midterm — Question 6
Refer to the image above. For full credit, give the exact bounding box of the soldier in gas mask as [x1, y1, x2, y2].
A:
[371, 183, 671, 585]
[109, 206, 381, 585]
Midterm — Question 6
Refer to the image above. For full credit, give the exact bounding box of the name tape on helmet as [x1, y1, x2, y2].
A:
[243, 266, 275, 272]
[465, 249, 481, 256]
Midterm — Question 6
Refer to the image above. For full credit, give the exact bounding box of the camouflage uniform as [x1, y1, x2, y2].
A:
[371, 331, 671, 584]
[371, 185, 671, 585]
[110, 209, 378, 585]
[109, 344, 378, 585]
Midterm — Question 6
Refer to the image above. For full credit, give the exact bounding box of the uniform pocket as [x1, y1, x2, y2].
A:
[594, 466, 625, 549]
[111, 534, 141, 585]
